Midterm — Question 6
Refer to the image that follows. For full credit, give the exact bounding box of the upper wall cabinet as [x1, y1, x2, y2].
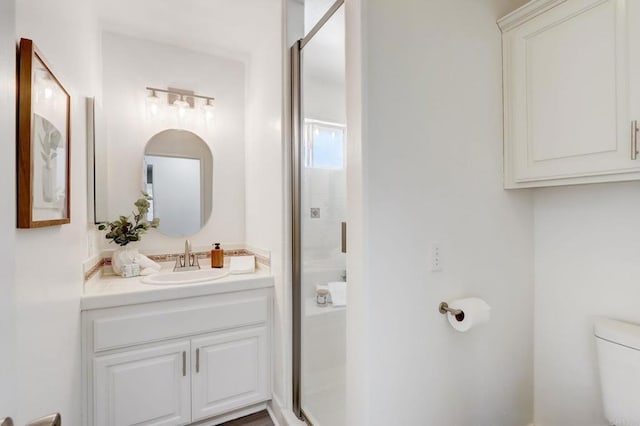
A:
[499, 0, 640, 188]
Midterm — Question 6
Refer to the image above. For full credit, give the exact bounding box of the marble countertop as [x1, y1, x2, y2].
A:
[82, 262, 274, 311]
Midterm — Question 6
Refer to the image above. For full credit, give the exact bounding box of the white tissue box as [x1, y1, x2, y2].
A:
[229, 256, 255, 274]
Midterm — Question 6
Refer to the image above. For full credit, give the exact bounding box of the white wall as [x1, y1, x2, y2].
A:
[344, 0, 368, 422]
[533, 181, 640, 426]
[244, 0, 286, 409]
[14, 0, 100, 423]
[346, 1, 534, 425]
[0, 0, 17, 419]
[101, 31, 246, 252]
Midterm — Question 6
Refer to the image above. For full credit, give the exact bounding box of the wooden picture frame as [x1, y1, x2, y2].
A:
[17, 38, 71, 228]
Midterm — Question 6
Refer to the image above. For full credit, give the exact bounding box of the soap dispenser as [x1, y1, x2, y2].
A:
[211, 243, 224, 268]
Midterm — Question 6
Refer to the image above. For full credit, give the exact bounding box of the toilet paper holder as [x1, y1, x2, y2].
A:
[439, 302, 465, 321]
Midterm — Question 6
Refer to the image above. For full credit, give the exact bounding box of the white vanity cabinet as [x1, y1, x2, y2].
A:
[82, 288, 272, 426]
[499, 0, 640, 188]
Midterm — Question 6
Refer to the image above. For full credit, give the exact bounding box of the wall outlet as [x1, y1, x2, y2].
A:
[431, 243, 442, 272]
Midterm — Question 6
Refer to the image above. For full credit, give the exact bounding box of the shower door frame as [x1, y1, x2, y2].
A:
[290, 0, 345, 422]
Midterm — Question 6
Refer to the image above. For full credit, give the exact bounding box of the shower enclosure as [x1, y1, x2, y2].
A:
[291, 1, 346, 424]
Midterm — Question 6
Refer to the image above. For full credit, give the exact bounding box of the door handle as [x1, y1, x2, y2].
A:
[341, 222, 347, 253]
[27, 413, 61, 426]
[182, 351, 186, 377]
[196, 348, 200, 373]
[2, 413, 61, 426]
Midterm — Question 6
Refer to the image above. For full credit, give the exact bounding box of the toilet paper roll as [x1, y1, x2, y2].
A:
[446, 297, 491, 332]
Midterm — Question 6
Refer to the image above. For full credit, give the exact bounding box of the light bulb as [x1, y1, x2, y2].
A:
[146, 91, 161, 116]
[173, 99, 189, 118]
[202, 99, 214, 122]
[173, 98, 190, 128]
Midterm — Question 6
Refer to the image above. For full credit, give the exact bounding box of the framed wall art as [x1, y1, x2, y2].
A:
[17, 38, 71, 228]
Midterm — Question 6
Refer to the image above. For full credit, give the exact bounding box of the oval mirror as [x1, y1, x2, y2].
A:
[143, 129, 213, 237]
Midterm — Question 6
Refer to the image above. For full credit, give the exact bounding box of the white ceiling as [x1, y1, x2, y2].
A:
[98, 0, 344, 85]
[98, 0, 281, 62]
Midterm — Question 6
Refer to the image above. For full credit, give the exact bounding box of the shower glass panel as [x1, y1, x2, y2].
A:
[296, 3, 346, 425]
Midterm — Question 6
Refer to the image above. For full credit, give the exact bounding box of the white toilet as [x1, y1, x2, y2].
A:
[595, 318, 640, 426]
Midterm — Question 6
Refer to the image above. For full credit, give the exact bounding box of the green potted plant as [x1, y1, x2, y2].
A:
[98, 193, 159, 274]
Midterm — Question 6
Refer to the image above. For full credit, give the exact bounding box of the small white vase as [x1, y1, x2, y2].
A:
[112, 245, 139, 275]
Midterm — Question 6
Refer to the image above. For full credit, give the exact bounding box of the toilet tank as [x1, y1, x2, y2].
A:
[595, 318, 640, 426]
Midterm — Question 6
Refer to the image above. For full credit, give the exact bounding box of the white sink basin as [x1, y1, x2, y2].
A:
[141, 268, 229, 285]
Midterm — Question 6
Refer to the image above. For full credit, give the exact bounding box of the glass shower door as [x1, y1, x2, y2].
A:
[292, 2, 346, 425]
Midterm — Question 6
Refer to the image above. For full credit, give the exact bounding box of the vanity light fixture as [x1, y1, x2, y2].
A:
[145, 87, 215, 122]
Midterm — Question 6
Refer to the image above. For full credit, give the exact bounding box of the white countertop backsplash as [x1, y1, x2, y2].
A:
[82, 261, 274, 311]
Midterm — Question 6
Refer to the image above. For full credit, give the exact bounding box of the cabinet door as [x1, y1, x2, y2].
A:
[191, 327, 269, 421]
[504, 0, 638, 186]
[94, 341, 191, 426]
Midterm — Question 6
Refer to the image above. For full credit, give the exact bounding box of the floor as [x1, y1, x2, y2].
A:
[219, 410, 274, 426]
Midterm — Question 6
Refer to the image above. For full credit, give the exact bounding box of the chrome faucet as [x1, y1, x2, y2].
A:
[174, 240, 201, 272]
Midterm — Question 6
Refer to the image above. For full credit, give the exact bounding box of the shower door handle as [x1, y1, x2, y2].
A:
[341, 222, 347, 253]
